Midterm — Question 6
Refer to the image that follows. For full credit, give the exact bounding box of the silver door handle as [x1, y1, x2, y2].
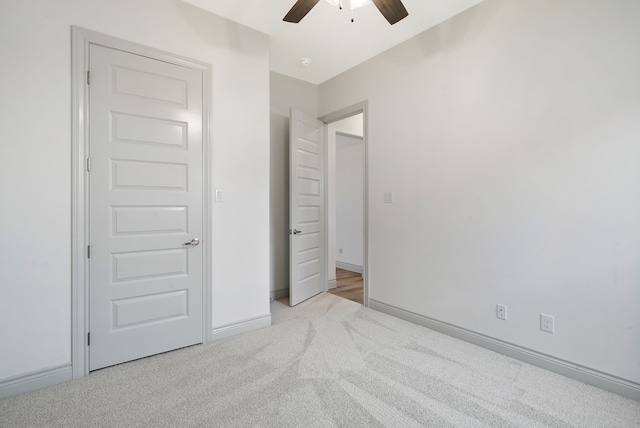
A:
[183, 238, 200, 246]
[290, 229, 302, 235]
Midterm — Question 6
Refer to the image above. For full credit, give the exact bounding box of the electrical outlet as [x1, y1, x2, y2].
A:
[383, 192, 394, 204]
[338, 248, 343, 254]
[540, 314, 555, 333]
[496, 304, 507, 320]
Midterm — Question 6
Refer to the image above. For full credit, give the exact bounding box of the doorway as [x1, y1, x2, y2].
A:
[321, 105, 367, 306]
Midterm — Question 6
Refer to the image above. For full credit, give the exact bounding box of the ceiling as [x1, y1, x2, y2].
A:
[182, 0, 484, 84]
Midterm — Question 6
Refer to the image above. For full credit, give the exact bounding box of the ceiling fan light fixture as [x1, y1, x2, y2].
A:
[284, 0, 407, 25]
[349, 0, 371, 10]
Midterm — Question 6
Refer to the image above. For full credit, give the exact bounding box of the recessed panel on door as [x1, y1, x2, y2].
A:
[297, 177, 320, 196]
[297, 150, 320, 170]
[112, 249, 188, 283]
[112, 113, 187, 149]
[111, 159, 188, 191]
[112, 66, 188, 107]
[298, 233, 320, 254]
[112, 206, 188, 236]
[112, 290, 189, 329]
[299, 122, 320, 144]
[297, 259, 320, 283]
[298, 206, 319, 225]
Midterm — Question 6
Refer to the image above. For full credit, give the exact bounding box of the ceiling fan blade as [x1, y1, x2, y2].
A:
[283, 0, 321, 23]
[371, 0, 409, 25]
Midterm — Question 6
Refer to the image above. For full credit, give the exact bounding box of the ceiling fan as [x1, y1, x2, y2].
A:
[283, 0, 409, 25]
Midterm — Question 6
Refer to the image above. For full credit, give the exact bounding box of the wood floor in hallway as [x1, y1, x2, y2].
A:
[328, 268, 363, 305]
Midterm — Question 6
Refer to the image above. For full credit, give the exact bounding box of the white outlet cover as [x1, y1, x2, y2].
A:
[540, 314, 555, 333]
[384, 192, 394, 204]
[215, 189, 223, 202]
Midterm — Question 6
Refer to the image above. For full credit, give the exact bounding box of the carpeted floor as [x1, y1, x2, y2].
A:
[1, 293, 638, 427]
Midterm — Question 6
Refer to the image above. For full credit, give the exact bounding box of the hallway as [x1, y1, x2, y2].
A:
[328, 268, 363, 305]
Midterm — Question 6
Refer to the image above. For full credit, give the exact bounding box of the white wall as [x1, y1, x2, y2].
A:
[269, 72, 318, 298]
[336, 134, 364, 269]
[0, 0, 270, 381]
[330, 115, 364, 137]
[319, 0, 640, 385]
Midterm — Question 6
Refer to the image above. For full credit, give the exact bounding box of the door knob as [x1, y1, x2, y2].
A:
[183, 238, 200, 246]
[290, 229, 302, 235]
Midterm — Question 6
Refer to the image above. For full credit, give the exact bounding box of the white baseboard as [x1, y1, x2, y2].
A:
[369, 299, 640, 402]
[211, 314, 272, 341]
[336, 262, 363, 274]
[0, 315, 272, 400]
[327, 279, 337, 290]
[0, 363, 73, 399]
[270, 289, 289, 300]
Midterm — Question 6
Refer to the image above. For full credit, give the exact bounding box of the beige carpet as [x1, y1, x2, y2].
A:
[1, 293, 638, 427]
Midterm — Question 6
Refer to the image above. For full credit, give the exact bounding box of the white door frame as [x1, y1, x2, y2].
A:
[319, 101, 369, 307]
[71, 27, 212, 378]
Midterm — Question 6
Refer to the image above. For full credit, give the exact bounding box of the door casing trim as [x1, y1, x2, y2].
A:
[71, 26, 213, 378]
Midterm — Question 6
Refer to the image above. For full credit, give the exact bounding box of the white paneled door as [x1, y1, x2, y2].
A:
[89, 45, 204, 370]
[289, 109, 326, 306]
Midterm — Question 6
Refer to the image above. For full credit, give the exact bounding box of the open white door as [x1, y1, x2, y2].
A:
[289, 109, 326, 306]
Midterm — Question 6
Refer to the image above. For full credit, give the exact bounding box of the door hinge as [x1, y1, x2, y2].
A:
[86, 157, 91, 172]
[87, 70, 90, 85]
[87, 245, 90, 259]
[87, 332, 90, 346]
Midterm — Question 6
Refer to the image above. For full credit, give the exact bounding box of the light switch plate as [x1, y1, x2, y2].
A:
[215, 189, 223, 202]
[496, 304, 507, 320]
